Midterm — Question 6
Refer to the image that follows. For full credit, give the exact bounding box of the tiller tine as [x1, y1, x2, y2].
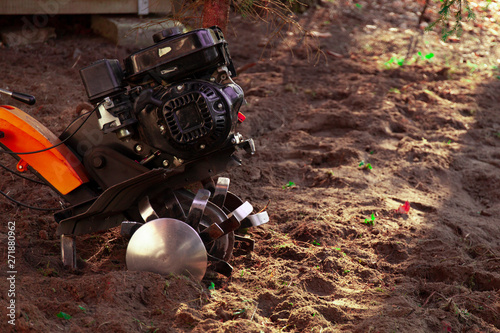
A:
[60, 235, 77, 269]
[210, 177, 230, 208]
[234, 235, 255, 252]
[138, 196, 159, 222]
[207, 253, 233, 277]
[185, 189, 210, 231]
[199, 201, 253, 243]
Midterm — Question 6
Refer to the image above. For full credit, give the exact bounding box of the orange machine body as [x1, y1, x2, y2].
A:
[0, 105, 89, 195]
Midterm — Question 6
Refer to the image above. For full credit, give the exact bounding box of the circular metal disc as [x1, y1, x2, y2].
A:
[126, 218, 207, 281]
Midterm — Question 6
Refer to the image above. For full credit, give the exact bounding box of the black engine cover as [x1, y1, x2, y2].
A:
[124, 27, 235, 85]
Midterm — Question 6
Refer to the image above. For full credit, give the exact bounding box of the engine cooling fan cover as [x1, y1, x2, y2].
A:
[143, 80, 244, 159]
[163, 82, 222, 145]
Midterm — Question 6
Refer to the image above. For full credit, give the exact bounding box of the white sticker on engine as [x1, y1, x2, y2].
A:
[158, 46, 172, 57]
[161, 67, 178, 75]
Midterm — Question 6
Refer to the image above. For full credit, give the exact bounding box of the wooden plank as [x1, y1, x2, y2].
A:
[0, 0, 171, 15]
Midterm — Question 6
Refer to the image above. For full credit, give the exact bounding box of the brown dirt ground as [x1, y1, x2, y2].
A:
[1, 1, 500, 332]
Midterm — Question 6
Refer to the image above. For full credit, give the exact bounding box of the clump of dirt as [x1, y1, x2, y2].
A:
[1, 1, 500, 332]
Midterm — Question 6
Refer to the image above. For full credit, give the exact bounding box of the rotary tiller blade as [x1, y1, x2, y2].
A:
[126, 218, 207, 282]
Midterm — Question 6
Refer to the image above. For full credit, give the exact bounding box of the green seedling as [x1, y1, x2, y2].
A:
[466, 61, 479, 73]
[132, 318, 158, 331]
[208, 282, 215, 291]
[359, 161, 373, 170]
[384, 57, 405, 68]
[78, 305, 87, 314]
[282, 181, 296, 189]
[364, 213, 375, 226]
[355, 3, 362, 9]
[417, 51, 435, 61]
[56, 312, 72, 320]
[312, 240, 321, 246]
[334, 247, 347, 256]
[39, 262, 58, 277]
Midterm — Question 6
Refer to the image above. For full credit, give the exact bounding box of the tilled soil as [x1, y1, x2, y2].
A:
[1, 1, 500, 332]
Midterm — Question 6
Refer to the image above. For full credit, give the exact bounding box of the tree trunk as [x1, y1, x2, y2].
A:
[202, 0, 230, 33]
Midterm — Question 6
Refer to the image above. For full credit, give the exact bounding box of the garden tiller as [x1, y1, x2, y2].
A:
[0, 27, 268, 281]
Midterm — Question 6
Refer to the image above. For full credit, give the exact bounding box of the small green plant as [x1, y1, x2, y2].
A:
[364, 213, 375, 226]
[78, 305, 87, 314]
[132, 318, 158, 331]
[384, 57, 405, 68]
[311, 240, 321, 246]
[456, 308, 471, 317]
[359, 161, 373, 170]
[39, 262, 58, 277]
[389, 88, 401, 94]
[282, 181, 296, 189]
[162, 279, 172, 295]
[334, 247, 347, 256]
[417, 51, 435, 61]
[56, 312, 72, 320]
[466, 60, 479, 73]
